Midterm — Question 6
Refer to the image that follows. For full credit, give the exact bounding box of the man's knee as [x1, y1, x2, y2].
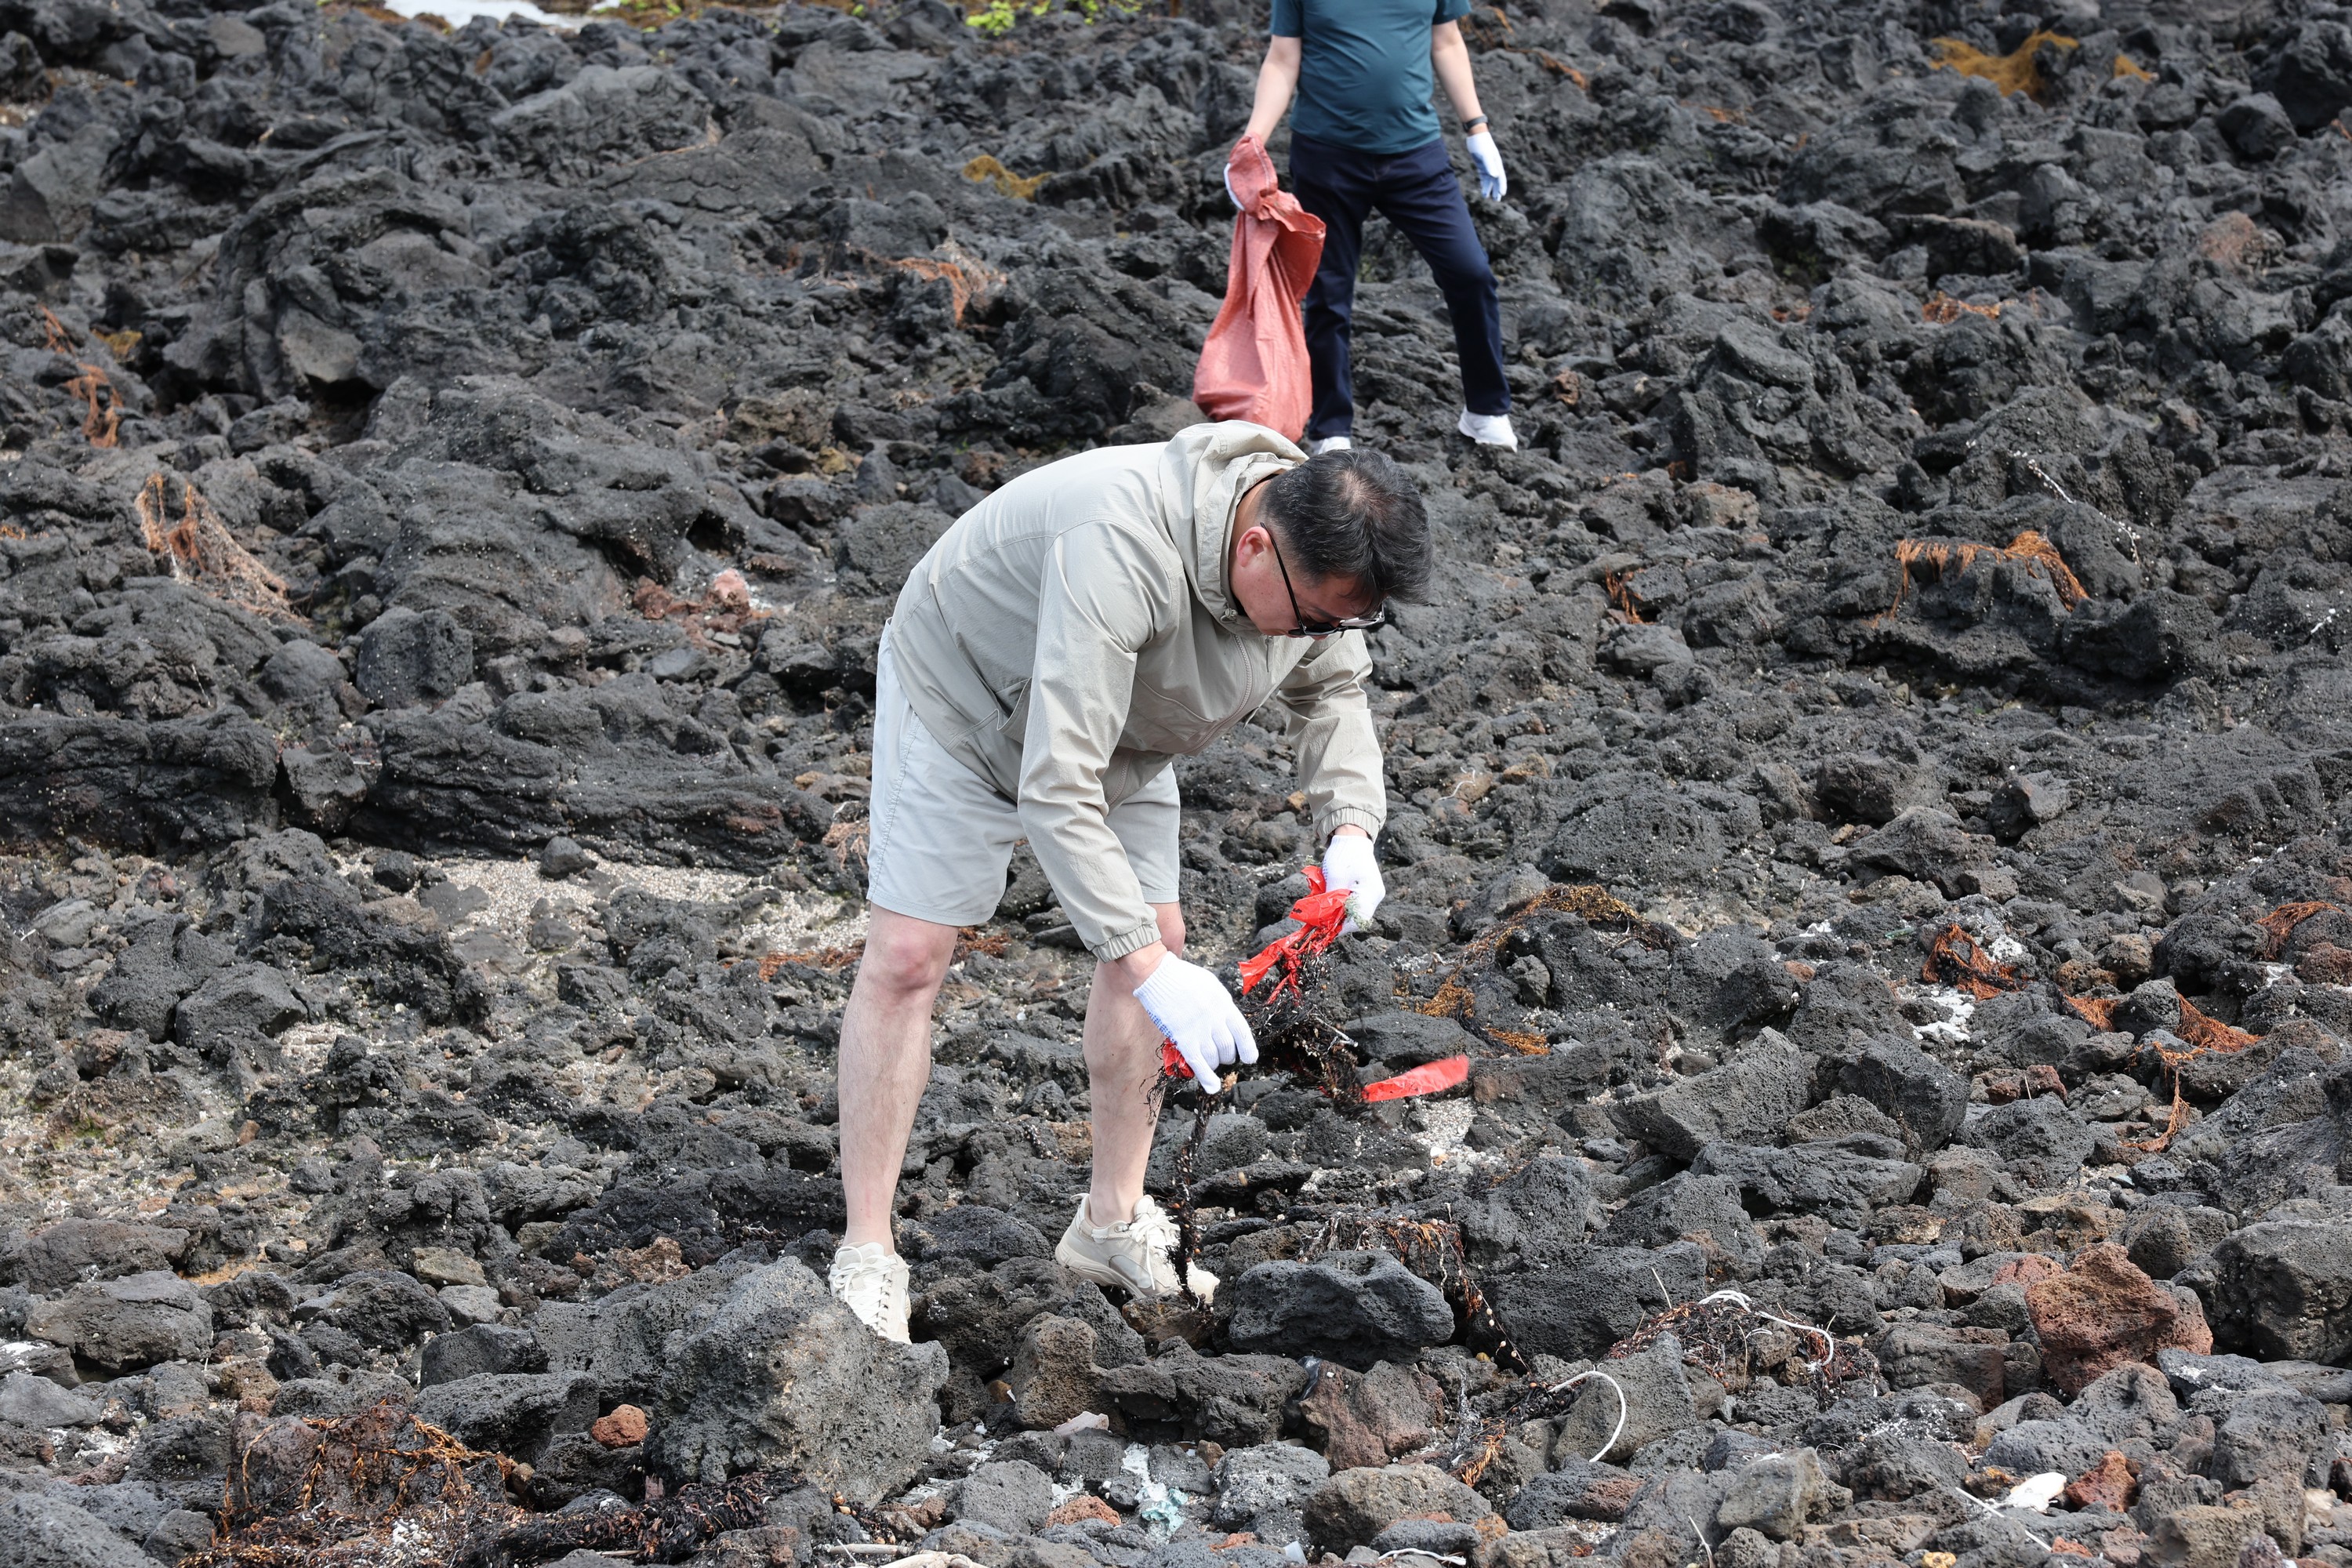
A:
[855, 914, 957, 999]
[1412, 212, 1496, 294]
[1305, 276, 1356, 318]
[1430, 245, 1497, 296]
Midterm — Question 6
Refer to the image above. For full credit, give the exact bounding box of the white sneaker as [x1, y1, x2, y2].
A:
[1457, 409, 1518, 448]
[1307, 436, 1352, 455]
[1054, 1195, 1218, 1303]
[829, 1243, 910, 1342]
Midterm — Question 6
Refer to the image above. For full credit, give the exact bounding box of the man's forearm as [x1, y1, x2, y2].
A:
[1272, 640, 1387, 844]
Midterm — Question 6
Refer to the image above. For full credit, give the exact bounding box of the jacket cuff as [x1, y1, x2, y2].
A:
[1319, 806, 1385, 844]
[1088, 919, 1166, 964]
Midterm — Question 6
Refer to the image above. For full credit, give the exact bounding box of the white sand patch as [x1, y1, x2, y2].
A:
[334, 848, 868, 964]
[277, 1019, 343, 1072]
[1413, 1098, 1477, 1167]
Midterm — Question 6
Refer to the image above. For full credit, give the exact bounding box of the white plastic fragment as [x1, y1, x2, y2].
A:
[2002, 1473, 2068, 1513]
[1186, 1264, 1220, 1305]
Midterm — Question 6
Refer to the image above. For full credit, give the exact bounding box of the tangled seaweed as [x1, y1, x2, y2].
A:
[1922, 292, 2006, 324]
[1882, 530, 2088, 622]
[1922, 923, 2027, 999]
[1305, 1210, 1523, 1373]
[193, 1401, 797, 1568]
[1163, 938, 1369, 1300]
[1427, 1288, 1876, 1485]
[1159, 877, 1679, 1314]
[960, 154, 1046, 201]
[39, 307, 123, 448]
[135, 471, 296, 621]
[499, 1472, 772, 1564]
[2063, 989, 2261, 1153]
[1604, 1287, 1878, 1404]
[882, 241, 1007, 328]
[1928, 30, 2078, 104]
[2255, 898, 2342, 956]
[190, 1402, 508, 1568]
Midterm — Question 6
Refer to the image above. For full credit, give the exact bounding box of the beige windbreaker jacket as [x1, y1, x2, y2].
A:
[886, 422, 1387, 962]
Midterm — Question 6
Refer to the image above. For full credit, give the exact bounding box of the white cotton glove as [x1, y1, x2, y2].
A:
[1466, 130, 1507, 201]
[1134, 953, 1257, 1092]
[1321, 831, 1386, 935]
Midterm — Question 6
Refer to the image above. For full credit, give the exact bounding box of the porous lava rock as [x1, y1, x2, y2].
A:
[2027, 1243, 2213, 1396]
[643, 1260, 948, 1504]
[1224, 1250, 1455, 1370]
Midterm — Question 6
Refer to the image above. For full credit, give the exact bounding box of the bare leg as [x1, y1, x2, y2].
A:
[1083, 902, 1185, 1226]
[837, 907, 961, 1250]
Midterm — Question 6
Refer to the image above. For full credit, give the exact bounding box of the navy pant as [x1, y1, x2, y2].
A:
[1288, 132, 1510, 440]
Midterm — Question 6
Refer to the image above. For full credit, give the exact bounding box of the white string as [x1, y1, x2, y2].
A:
[1546, 1367, 1629, 1464]
[1541, 1292, 1843, 1468]
[1689, 1288, 1837, 1372]
[2011, 448, 2143, 564]
[1947, 1485, 2053, 1551]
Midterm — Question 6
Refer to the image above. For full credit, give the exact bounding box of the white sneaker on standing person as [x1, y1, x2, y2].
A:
[1457, 410, 1517, 448]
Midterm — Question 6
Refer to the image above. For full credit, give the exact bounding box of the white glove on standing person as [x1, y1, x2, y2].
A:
[1321, 831, 1386, 935]
[1134, 954, 1258, 1091]
[1466, 130, 1507, 201]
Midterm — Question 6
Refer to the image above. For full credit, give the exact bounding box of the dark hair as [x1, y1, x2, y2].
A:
[1258, 448, 1433, 604]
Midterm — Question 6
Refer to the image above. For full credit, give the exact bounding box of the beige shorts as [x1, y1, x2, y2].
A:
[864, 634, 1180, 928]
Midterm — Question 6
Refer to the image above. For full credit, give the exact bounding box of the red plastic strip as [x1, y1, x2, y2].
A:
[1360, 1054, 1471, 1102]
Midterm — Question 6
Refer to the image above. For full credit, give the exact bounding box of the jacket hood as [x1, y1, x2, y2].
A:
[1159, 421, 1304, 626]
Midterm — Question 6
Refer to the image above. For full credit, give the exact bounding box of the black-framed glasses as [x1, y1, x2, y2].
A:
[1267, 535, 1388, 637]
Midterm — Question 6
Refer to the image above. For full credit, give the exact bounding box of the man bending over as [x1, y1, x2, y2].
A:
[827, 423, 1430, 1340]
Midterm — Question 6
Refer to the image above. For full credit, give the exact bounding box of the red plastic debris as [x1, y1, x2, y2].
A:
[1361, 1054, 1471, 1102]
[1163, 867, 1355, 1083]
[1239, 867, 1355, 1000]
[1156, 869, 1462, 1101]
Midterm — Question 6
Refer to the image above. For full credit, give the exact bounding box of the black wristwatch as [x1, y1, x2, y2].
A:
[1464, 114, 1490, 132]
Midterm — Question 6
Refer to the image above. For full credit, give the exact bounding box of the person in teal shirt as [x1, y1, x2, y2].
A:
[1232, 0, 1517, 452]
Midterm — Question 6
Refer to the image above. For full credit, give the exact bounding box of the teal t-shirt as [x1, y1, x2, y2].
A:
[1272, 0, 1474, 157]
